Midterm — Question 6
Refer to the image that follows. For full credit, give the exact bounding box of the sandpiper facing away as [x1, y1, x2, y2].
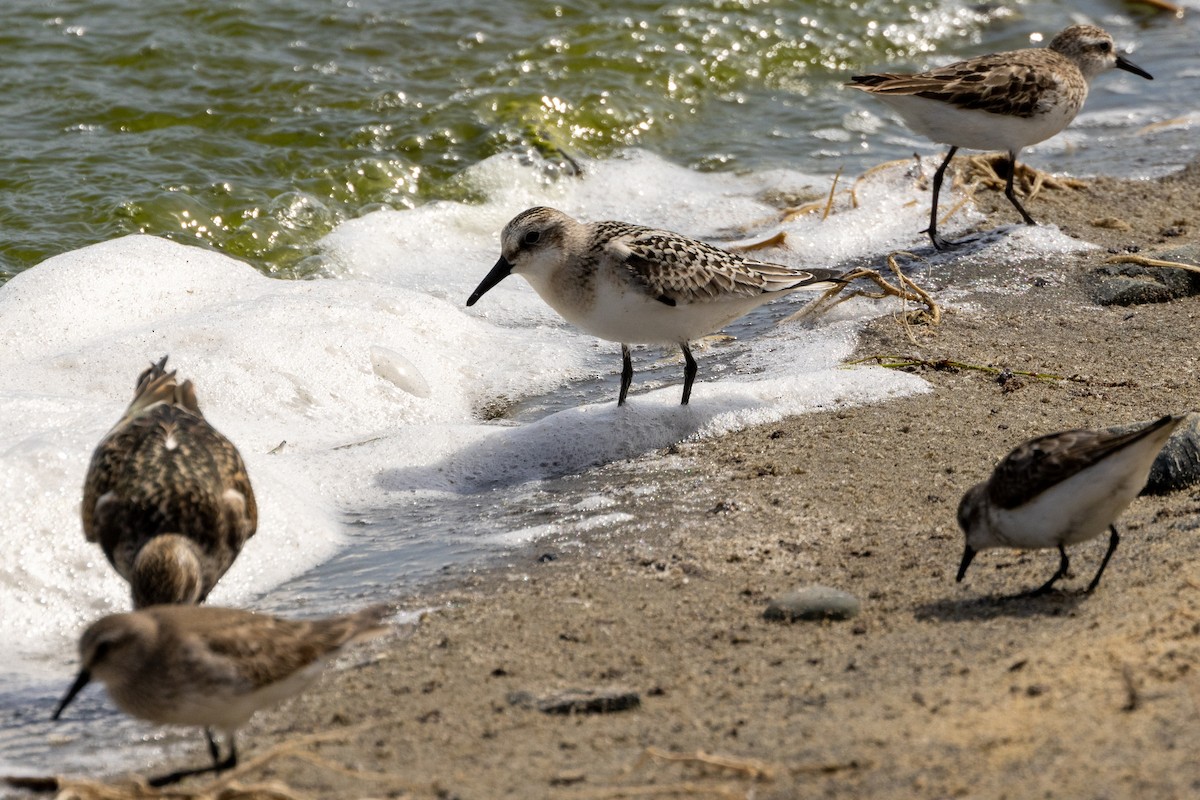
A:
[53, 603, 392, 787]
[467, 206, 841, 405]
[956, 414, 1184, 597]
[82, 356, 257, 607]
[848, 24, 1152, 250]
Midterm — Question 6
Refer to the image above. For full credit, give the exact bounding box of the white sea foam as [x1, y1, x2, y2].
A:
[0, 149, 1077, 691]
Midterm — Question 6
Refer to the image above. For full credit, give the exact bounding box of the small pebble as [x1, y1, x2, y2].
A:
[764, 585, 861, 622]
[507, 688, 641, 715]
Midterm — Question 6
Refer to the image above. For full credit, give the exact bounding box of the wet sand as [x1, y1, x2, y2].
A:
[29, 158, 1200, 799]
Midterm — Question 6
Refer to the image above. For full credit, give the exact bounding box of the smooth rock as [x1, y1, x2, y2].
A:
[1135, 414, 1200, 496]
[1089, 273, 1180, 306]
[508, 688, 641, 715]
[1088, 245, 1200, 307]
[764, 585, 861, 622]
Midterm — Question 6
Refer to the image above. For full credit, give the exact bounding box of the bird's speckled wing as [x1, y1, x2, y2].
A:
[82, 404, 257, 563]
[594, 221, 838, 304]
[82, 427, 129, 543]
[848, 50, 1076, 118]
[986, 417, 1176, 509]
[155, 605, 390, 691]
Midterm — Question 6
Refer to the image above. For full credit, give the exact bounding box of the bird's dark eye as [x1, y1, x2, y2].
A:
[93, 640, 111, 662]
[523, 230, 541, 246]
[1096, 41, 1112, 53]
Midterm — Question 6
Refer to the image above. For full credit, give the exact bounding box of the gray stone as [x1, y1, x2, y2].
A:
[1089, 274, 1180, 306]
[764, 585, 861, 622]
[508, 687, 641, 715]
[1088, 245, 1200, 307]
[1105, 414, 1200, 496]
[1144, 414, 1200, 496]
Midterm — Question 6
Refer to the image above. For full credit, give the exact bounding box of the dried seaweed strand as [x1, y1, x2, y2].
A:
[1104, 254, 1200, 275]
[847, 355, 1136, 388]
[199, 724, 375, 793]
[725, 230, 786, 252]
[784, 254, 941, 328]
[568, 782, 751, 799]
[822, 167, 843, 221]
[642, 747, 777, 780]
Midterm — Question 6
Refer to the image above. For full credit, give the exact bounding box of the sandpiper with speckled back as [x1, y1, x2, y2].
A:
[848, 24, 1152, 250]
[82, 356, 257, 608]
[467, 206, 842, 405]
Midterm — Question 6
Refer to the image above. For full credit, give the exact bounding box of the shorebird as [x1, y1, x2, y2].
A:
[848, 24, 1152, 250]
[82, 356, 257, 607]
[466, 206, 842, 405]
[956, 414, 1184, 596]
[52, 604, 392, 787]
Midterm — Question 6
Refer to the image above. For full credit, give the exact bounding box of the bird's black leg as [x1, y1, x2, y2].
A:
[220, 737, 239, 772]
[923, 146, 959, 250]
[618, 344, 633, 406]
[1003, 150, 1036, 225]
[1020, 544, 1069, 598]
[147, 731, 239, 788]
[1085, 526, 1120, 594]
[680, 342, 697, 406]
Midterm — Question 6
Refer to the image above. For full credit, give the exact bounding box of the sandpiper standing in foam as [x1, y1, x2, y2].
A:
[82, 356, 257, 608]
[53, 604, 391, 786]
[466, 206, 841, 406]
[956, 414, 1184, 597]
[848, 24, 1152, 250]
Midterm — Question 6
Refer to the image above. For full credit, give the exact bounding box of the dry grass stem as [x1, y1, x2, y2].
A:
[847, 355, 1137, 388]
[782, 166, 857, 220]
[8, 776, 304, 800]
[640, 747, 777, 781]
[1104, 253, 1200, 275]
[784, 254, 941, 329]
[6, 724, 405, 800]
[725, 230, 787, 252]
[822, 167, 843, 221]
[958, 154, 1087, 200]
[569, 782, 753, 799]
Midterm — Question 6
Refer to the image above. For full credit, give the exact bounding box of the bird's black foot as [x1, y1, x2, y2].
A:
[147, 760, 230, 788]
[147, 731, 237, 787]
[1012, 544, 1069, 599]
[1013, 580, 1062, 600]
[924, 228, 970, 252]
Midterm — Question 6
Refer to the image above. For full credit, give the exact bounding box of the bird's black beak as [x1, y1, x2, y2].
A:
[1116, 55, 1152, 80]
[466, 257, 513, 307]
[956, 545, 977, 583]
[52, 669, 92, 720]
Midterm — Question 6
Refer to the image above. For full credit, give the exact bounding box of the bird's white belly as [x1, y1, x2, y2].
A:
[535, 277, 770, 345]
[986, 444, 1157, 550]
[878, 95, 1080, 152]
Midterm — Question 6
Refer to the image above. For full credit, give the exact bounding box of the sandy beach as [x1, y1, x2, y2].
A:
[21, 157, 1200, 799]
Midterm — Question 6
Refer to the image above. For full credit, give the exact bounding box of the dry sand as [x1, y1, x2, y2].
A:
[23, 158, 1200, 799]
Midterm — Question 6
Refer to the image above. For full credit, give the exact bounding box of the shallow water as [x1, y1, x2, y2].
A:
[0, 0, 1194, 279]
[0, 0, 1197, 782]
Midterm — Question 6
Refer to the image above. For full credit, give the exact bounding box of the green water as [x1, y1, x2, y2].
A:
[0, 0, 1189, 279]
[0, 0, 997, 278]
